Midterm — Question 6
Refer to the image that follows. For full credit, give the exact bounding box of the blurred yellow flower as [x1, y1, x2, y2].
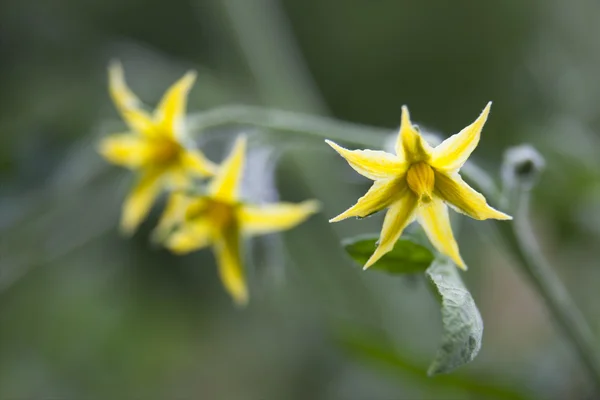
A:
[99, 62, 217, 234]
[327, 102, 511, 270]
[160, 136, 320, 305]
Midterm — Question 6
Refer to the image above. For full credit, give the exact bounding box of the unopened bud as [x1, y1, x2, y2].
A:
[501, 144, 545, 190]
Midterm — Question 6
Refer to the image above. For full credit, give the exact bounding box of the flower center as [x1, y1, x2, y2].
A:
[207, 199, 236, 230]
[185, 198, 238, 232]
[406, 162, 435, 203]
[152, 138, 182, 165]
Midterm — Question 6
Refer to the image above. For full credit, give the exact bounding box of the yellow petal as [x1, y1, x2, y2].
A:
[153, 191, 193, 241]
[162, 152, 216, 191]
[120, 169, 164, 235]
[155, 70, 197, 138]
[213, 227, 248, 306]
[163, 167, 191, 191]
[209, 135, 247, 202]
[434, 171, 512, 220]
[239, 200, 320, 236]
[325, 140, 405, 180]
[184, 198, 210, 220]
[395, 106, 432, 163]
[165, 220, 212, 255]
[330, 178, 404, 222]
[180, 149, 218, 177]
[364, 192, 418, 269]
[430, 102, 491, 172]
[98, 134, 154, 168]
[108, 61, 155, 136]
[417, 197, 466, 270]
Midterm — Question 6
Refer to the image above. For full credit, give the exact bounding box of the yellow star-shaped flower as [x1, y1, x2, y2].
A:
[160, 136, 320, 305]
[326, 102, 511, 270]
[99, 62, 217, 234]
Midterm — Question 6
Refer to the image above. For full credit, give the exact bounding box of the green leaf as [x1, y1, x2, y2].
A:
[342, 234, 434, 274]
[426, 259, 483, 376]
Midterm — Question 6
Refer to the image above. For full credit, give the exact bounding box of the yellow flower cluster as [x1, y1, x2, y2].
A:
[99, 62, 319, 305]
[99, 62, 511, 306]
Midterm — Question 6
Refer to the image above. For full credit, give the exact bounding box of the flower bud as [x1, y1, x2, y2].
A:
[501, 144, 545, 190]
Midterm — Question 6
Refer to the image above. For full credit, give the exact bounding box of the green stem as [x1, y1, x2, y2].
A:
[188, 105, 600, 390]
[188, 105, 387, 148]
[495, 187, 600, 391]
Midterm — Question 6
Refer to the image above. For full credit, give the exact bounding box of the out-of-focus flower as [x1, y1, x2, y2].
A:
[326, 102, 511, 270]
[160, 136, 319, 305]
[98, 61, 217, 234]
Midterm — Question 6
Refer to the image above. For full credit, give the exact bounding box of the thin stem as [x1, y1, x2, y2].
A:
[188, 104, 600, 390]
[496, 188, 600, 391]
[188, 105, 388, 148]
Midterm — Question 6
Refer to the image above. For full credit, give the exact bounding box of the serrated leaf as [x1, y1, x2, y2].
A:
[342, 234, 434, 274]
[426, 259, 483, 376]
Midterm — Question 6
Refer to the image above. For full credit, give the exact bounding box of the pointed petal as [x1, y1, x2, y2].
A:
[325, 140, 405, 180]
[395, 106, 432, 162]
[108, 61, 155, 136]
[152, 192, 193, 242]
[163, 167, 191, 191]
[155, 70, 197, 138]
[213, 226, 248, 306]
[97, 134, 154, 168]
[430, 102, 491, 172]
[180, 149, 218, 177]
[184, 197, 210, 220]
[418, 198, 466, 270]
[209, 135, 247, 202]
[364, 192, 418, 269]
[120, 169, 164, 235]
[330, 178, 406, 222]
[239, 200, 320, 236]
[165, 220, 212, 255]
[434, 171, 512, 220]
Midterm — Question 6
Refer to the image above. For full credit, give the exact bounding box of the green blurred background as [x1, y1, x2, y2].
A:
[2, 0, 600, 399]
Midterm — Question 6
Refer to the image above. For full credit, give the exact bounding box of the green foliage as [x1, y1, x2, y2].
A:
[343, 235, 483, 375]
[426, 259, 483, 375]
[342, 234, 434, 274]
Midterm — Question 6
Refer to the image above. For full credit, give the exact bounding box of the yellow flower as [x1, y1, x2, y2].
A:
[160, 136, 320, 305]
[326, 102, 511, 270]
[98, 61, 218, 234]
